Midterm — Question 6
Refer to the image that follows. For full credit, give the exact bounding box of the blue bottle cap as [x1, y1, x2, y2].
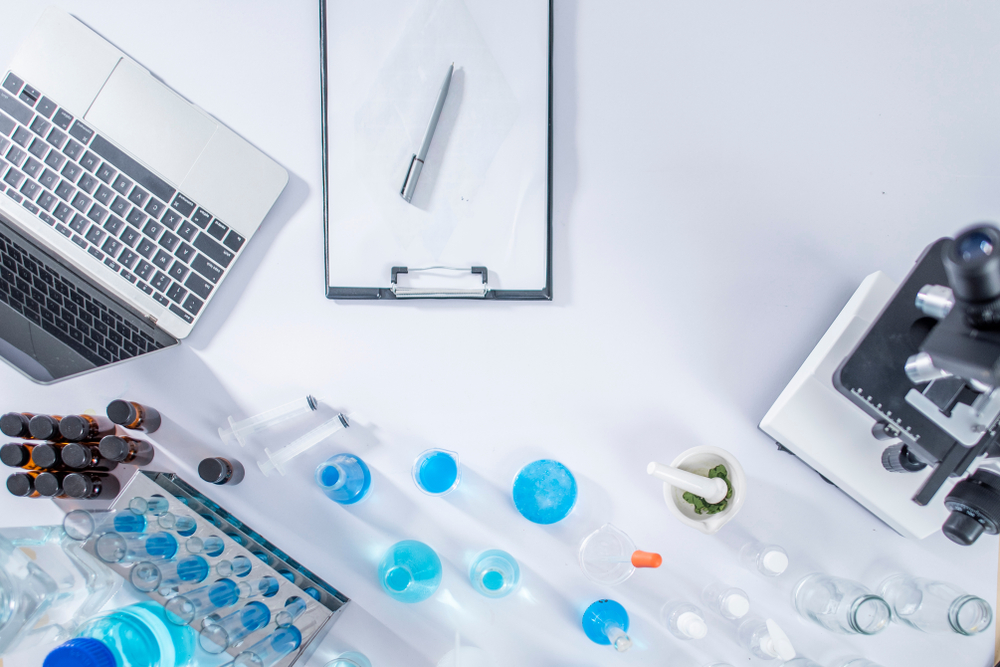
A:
[44, 638, 116, 667]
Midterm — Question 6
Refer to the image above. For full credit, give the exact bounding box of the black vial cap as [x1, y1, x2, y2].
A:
[59, 416, 88, 442]
[99, 435, 129, 462]
[63, 473, 93, 499]
[0, 413, 29, 438]
[31, 444, 60, 469]
[34, 472, 62, 497]
[61, 443, 91, 470]
[28, 415, 59, 440]
[198, 458, 231, 484]
[6, 473, 34, 497]
[106, 400, 137, 426]
[0, 444, 31, 467]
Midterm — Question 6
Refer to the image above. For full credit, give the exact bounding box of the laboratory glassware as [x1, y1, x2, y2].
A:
[702, 582, 750, 620]
[793, 573, 890, 635]
[661, 600, 708, 640]
[199, 457, 245, 485]
[231, 624, 303, 667]
[326, 653, 373, 667]
[578, 523, 661, 585]
[59, 414, 115, 442]
[582, 599, 633, 652]
[63, 509, 146, 541]
[220, 395, 318, 447]
[830, 659, 885, 667]
[878, 574, 992, 635]
[186, 534, 225, 557]
[469, 549, 520, 598]
[199, 600, 271, 653]
[157, 512, 197, 536]
[740, 540, 788, 576]
[217, 555, 253, 578]
[106, 399, 161, 433]
[412, 449, 461, 496]
[259, 413, 351, 476]
[129, 495, 170, 516]
[736, 616, 795, 661]
[99, 435, 155, 466]
[315, 453, 371, 504]
[129, 556, 210, 593]
[164, 578, 241, 625]
[275, 597, 308, 627]
[379, 540, 442, 603]
[95, 531, 178, 564]
[512, 459, 577, 524]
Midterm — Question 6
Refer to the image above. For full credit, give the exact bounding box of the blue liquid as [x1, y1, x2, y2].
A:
[304, 587, 321, 601]
[316, 453, 372, 504]
[145, 533, 178, 559]
[469, 549, 520, 598]
[202, 536, 224, 557]
[512, 459, 578, 524]
[113, 513, 146, 533]
[208, 579, 241, 608]
[414, 450, 459, 495]
[378, 540, 442, 603]
[582, 599, 630, 645]
[177, 556, 209, 583]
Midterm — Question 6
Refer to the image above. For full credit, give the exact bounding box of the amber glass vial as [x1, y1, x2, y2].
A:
[107, 400, 161, 433]
[61, 443, 119, 472]
[0, 413, 37, 439]
[6, 472, 39, 497]
[1, 443, 34, 469]
[34, 471, 70, 498]
[30, 443, 67, 470]
[27, 415, 64, 441]
[98, 435, 155, 466]
[63, 472, 120, 500]
[59, 415, 116, 443]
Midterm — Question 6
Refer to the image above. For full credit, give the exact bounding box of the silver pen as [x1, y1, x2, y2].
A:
[401, 63, 454, 203]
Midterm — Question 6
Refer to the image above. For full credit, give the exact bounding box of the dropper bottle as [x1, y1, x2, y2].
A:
[737, 617, 795, 661]
[661, 600, 708, 640]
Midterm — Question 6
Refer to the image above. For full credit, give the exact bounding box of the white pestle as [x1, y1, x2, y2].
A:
[647, 462, 729, 504]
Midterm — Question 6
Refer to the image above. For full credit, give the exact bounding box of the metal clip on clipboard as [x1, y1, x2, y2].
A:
[390, 266, 489, 298]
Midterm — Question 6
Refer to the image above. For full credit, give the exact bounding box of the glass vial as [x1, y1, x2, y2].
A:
[740, 540, 788, 576]
[702, 582, 750, 620]
[878, 575, 993, 635]
[30, 443, 66, 469]
[6, 472, 39, 497]
[737, 616, 795, 660]
[63, 472, 121, 499]
[1, 443, 36, 469]
[793, 573, 890, 635]
[59, 415, 116, 443]
[27, 415, 64, 441]
[61, 443, 118, 472]
[0, 412, 36, 438]
[582, 599, 633, 652]
[107, 399, 161, 433]
[198, 457, 245, 485]
[98, 435, 155, 466]
[661, 600, 708, 640]
[34, 471, 70, 497]
[469, 549, 520, 598]
[315, 453, 371, 504]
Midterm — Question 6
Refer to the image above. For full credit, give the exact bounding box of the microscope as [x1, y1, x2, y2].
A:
[761, 224, 1000, 546]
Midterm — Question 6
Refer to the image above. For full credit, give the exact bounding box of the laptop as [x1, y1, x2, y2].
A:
[0, 7, 288, 383]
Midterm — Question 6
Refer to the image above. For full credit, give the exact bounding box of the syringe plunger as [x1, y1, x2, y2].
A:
[258, 413, 350, 477]
[220, 395, 318, 447]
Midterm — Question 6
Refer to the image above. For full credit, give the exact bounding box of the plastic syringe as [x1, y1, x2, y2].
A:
[257, 413, 350, 477]
[220, 396, 318, 447]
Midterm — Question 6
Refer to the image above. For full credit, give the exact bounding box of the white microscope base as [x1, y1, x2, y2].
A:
[760, 271, 956, 540]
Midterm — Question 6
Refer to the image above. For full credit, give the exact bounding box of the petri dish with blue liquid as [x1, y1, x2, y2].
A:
[412, 449, 461, 496]
[512, 459, 577, 524]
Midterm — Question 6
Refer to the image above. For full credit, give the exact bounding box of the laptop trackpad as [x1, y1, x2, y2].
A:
[85, 59, 217, 187]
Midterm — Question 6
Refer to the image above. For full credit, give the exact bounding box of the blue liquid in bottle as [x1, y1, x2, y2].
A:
[512, 459, 578, 524]
[44, 601, 196, 667]
[413, 449, 460, 495]
[378, 540, 442, 603]
[315, 453, 372, 504]
[582, 599, 633, 652]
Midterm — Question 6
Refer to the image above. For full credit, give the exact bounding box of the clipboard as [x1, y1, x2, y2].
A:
[320, 0, 553, 300]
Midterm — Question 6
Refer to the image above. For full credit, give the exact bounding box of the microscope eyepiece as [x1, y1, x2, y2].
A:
[943, 225, 1000, 304]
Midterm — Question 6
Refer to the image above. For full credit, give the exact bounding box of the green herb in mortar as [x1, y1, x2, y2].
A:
[682, 464, 733, 515]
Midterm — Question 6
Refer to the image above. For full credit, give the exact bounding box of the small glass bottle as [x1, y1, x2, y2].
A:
[660, 600, 708, 640]
[740, 540, 788, 577]
[198, 457, 245, 485]
[63, 472, 121, 500]
[1, 443, 37, 469]
[59, 415, 116, 443]
[6, 471, 39, 497]
[737, 616, 795, 660]
[702, 582, 750, 620]
[31, 443, 66, 469]
[582, 599, 633, 652]
[98, 435, 155, 466]
[315, 453, 372, 504]
[61, 443, 118, 472]
[793, 573, 890, 635]
[0, 412, 36, 439]
[106, 399, 161, 433]
[34, 471, 70, 498]
[469, 549, 520, 598]
[28, 415, 65, 441]
[878, 574, 993, 635]
[378, 540, 442, 603]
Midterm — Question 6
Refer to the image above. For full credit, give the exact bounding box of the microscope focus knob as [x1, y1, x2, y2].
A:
[881, 444, 927, 473]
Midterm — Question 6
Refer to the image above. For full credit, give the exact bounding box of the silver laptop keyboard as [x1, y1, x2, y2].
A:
[0, 71, 246, 325]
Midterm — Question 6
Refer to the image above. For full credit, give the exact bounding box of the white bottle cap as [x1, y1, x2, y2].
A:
[762, 619, 795, 661]
[761, 549, 788, 575]
[723, 592, 750, 618]
[677, 611, 708, 639]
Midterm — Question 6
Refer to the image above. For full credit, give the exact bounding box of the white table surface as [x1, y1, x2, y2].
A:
[0, 2, 998, 667]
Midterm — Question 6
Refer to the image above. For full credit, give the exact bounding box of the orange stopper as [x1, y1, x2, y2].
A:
[631, 550, 662, 568]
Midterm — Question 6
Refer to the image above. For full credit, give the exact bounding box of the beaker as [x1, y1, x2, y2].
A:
[412, 449, 461, 496]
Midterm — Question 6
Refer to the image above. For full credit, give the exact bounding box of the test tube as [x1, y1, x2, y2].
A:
[219, 396, 319, 447]
[63, 509, 147, 541]
[199, 600, 272, 653]
[231, 625, 303, 667]
[95, 531, 178, 563]
[129, 555, 210, 593]
[129, 495, 170, 516]
[236, 575, 280, 600]
[257, 414, 350, 477]
[158, 512, 198, 536]
[164, 578, 241, 625]
[187, 535, 225, 557]
[217, 555, 253, 578]
[275, 597, 308, 627]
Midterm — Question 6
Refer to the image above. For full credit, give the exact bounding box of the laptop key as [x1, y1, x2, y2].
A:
[136, 260, 155, 282]
[52, 109, 73, 131]
[22, 157, 42, 179]
[174, 242, 195, 262]
[0, 90, 31, 125]
[190, 254, 222, 284]
[61, 162, 81, 182]
[18, 84, 38, 106]
[171, 193, 196, 217]
[71, 192, 91, 213]
[6, 146, 26, 167]
[29, 116, 50, 138]
[27, 138, 47, 159]
[53, 202, 72, 222]
[78, 173, 99, 194]
[63, 138, 83, 161]
[152, 249, 171, 270]
[11, 126, 30, 148]
[69, 121, 93, 145]
[118, 249, 139, 269]
[3, 168, 24, 189]
[110, 195, 129, 217]
[102, 237, 122, 257]
[120, 269, 136, 283]
[80, 151, 100, 173]
[161, 209, 182, 230]
[46, 127, 66, 149]
[38, 192, 57, 212]
[85, 225, 105, 246]
[69, 214, 88, 234]
[2, 74, 22, 95]
[36, 97, 56, 119]
[166, 282, 187, 304]
[184, 273, 212, 299]
[103, 214, 125, 236]
[151, 271, 170, 292]
[95, 184, 115, 206]
[169, 304, 194, 323]
[21, 199, 38, 215]
[159, 230, 179, 252]
[207, 219, 227, 241]
[127, 185, 148, 207]
[191, 208, 212, 228]
[0, 114, 13, 137]
[86, 246, 104, 262]
[39, 168, 58, 190]
[167, 261, 189, 282]
[136, 238, 156, 259]
[112, 174, 132, 195]
[193, 232, 233, 268]
[39, 211, 55, 225]
[96, 163, 116, 184]
[182, 293, 204, 316]
[137, 281, 153, 295]
[90, 135, 175, 203]
[143, 220, 164, 240]
[120, 228, 140, 248]
[177, 220, 197, 242]
[86, 204, 107, 224]
[127, 208, 146, 228]
[19, 180, 40, 201]
[71, 235, 87, 250]
[44, 148, 65, 170]
[152, 292, 169, 307]
[223, 230, 245, 252]
[144, 197, 164, 219]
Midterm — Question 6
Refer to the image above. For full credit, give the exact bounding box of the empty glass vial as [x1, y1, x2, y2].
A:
[1, 412, 36, 438]
[878, 574, 993, 635]
[217, 555, 253, 578]
[107, 399, 161, 433]
[95, 531, 178, 564]
[129, 555, 210, 594]
[186, 535, 225, 557]
[129, 495, 170, 516]
[63, 509, 146, 541]
[199, 600, 271, 653]
[164, 578, 241, 625]
[63, 472, 120, 500]
[99, 435, 155, 466]
[378, 540, 442, 603]
[412, 449, 461, 496]
[61, 443, 118, 472]
[469, 549, 520, 598]
[740, 540, 788, 576]
[236, 575, 280, 600]
[736, 616, 795, 660]
[793, 574, 890, 635]
[315, 453, 372, 504]
[59, 415, 116, 443]
[28, 415, 65, 441]
[702, 582, 751, 620]
[582, 599, 633, 652]
[661, 600, 708, 640]
[232, 625, 302, 667]
[157, 512, 197, 536]
[275, 597, 308, 627]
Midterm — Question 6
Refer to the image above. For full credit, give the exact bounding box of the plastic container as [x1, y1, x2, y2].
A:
[653, 446, 746, 534]
[661, 600, 708, 640]
[582, 599, 632, 652]
[878, 574, 993, 635]
[469, 549, 520, 598]
[578, 523, 661, 585]
[412, 449, 461, 496]
[378, 540, 442, 603]
[43, 601, 196, 667]
[740, 540, 788, 577]
[794, 574, 890, 635]
[315, 453, 372, 504]
[511, 459, 577, 524]
[702, 582, 750, 620]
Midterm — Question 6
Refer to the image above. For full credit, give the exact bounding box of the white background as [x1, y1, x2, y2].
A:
[0, 2, 998, 667]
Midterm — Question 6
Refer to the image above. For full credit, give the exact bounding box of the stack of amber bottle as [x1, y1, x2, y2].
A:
[1, 400, 160, 501]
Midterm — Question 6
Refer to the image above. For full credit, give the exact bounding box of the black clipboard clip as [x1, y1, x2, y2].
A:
[390, 266, 489, 298]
